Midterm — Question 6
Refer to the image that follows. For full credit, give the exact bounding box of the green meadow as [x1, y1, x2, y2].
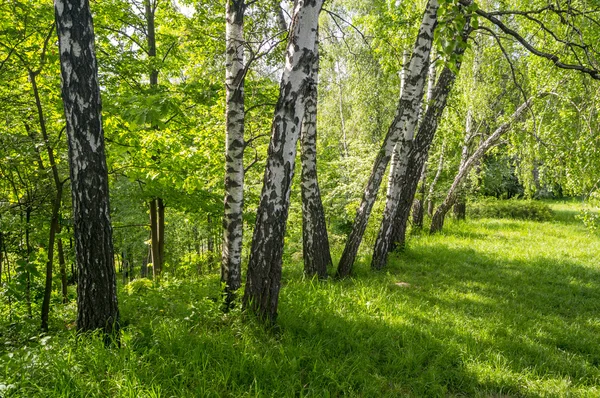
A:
[2, 200, 599, 397]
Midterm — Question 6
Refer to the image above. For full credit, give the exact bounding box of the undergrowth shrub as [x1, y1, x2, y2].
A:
[468, 199, 553, 221]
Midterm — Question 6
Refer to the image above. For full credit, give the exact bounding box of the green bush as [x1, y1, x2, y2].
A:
[468, 199, 554, 221]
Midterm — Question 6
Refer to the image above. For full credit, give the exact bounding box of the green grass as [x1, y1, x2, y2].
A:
[2, 201, 600, 397]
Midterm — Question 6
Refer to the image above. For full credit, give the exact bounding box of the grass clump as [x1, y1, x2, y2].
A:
[1, 201, 599, 397]
[468, 198, 554, 221]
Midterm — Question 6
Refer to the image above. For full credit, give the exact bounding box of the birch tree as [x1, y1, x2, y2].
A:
[336, 0, 439, 277]
[54, 0, 120, 335]
[300, 32, 332, 278]
[243, 0, 324, 323]
[388, 21, 474, 253]
[222, 0, 246, 306]
[430, 94, 547, 233]
[145, 0, 165, 279]
[371, 49, 438, 269]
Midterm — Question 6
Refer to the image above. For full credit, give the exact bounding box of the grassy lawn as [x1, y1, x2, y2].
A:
[2, 200, 600, 397]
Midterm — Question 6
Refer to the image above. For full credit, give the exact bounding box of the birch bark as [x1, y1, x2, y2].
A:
[54, 0, 120, 335]
[388, 67, 461, 252]
[375, 51, 436, 266]
[337, 0, 439, 277]
[412, 55, 437, 228]
[301, 32, 332, 278]
[243, 0, 324, 323]
[222, 0, 246, 306]
[427, 140, 445, 216]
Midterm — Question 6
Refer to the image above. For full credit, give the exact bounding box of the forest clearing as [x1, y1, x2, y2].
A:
[2, 200, 600, 397]
[1, 0, 600, 396]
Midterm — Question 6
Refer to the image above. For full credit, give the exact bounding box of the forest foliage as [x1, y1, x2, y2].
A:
[0, 0, 600, 394]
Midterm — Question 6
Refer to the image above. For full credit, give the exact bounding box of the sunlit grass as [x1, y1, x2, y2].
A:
[1, 200, 599, 397]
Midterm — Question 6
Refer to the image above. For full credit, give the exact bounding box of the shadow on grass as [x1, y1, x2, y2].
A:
[381, 241, 600, 394]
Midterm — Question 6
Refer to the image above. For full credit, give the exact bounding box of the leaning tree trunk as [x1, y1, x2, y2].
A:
[222, 0, 245, 307]
[427, 139, 445, 216]
[389, 64, 467, 252]
[0, 232, 3, 285]
[374, 48, 436, 267]
[243, 0, 323, 323]
[412, 163, 427, 228]
[412, 54, 437, 228]
[388, 21, 475, 252]
[386, 51, 409, 230]
[453, 109, 474, 221]
[145, 0, 165, 279]
[28, 67, 65, 331]
[54, 0, 120, 336]
[430, 95, 542, 233]
[300, 31, 332, 279]
[373, 62, 462, 268]
[337, 0, 439, 277]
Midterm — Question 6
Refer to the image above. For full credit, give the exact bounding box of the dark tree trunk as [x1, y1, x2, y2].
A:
[145, 1, 165, 279]
[453, 202, 467, 220]
[58, 237, 68, 303]
[243, 0, 324, 323]
[150, 199, 160, 277]
[412, 198, 424, 227]
[388, 64, 464, 251]
[54, 0, 120, 337]
[338, 0, 439, 276]
[29, 68, 65, 332]
[157, 198, 165, 271]
[41, 191, 61, 331]
[25, 206, 32, 318]
[301, 32, 332, 279]
[0, 232, 3, 285]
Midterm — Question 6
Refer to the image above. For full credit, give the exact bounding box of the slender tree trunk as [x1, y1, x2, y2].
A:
[427, 140, 445, 216]
[157, 197, 165, 272]
[337, 0, 439, 276]
[54, 0, 120, 337]
[412, 54, 437, 228]
[430, 95, 541, 233]
[386, 51, 409, 225]
[149, 199, 160, 277]
[222, 0, 246, 307]
[336, 61, 349, 157]
[0, 232, 3, 285]
[301, 32, 332, 279]
[453, 110, 474, 220]
[273, 0, 288, 32]
[389, 64, 466, 252]
[412, 162, 427, 228]
[29, 70, 65, 332]
[389, 22, 475, 251]
[145, 1, 164, 279]
[41, 190, 61, 331]
[372, 63, 459, 269]
[243, 0, 324, 323]
[25, 206, 32, 318]
[57, 236, 68, 303]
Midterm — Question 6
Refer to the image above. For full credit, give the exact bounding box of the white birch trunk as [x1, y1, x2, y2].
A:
[222, 0, 245, 306]
[301, 31, 332, 278]
[413, 55, 437, 228]
[243, 0, 323, 323]
[337, 0, 439, 277]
